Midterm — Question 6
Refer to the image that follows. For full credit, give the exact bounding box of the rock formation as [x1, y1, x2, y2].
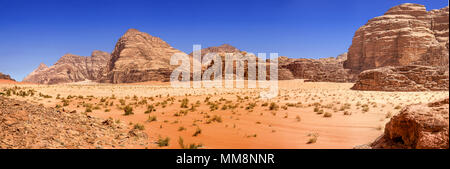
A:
[278, 54, 356, 82]
[344, 3, 449, 73]
[370, 97, 449, 149]
[100, 29, 189, 83]
[23, 50, 111, 84]
[191, 45, 355, 82]
[0, 96, 148, 149]
[189, 44, 257, 80]
[351, 65, 449, 91]
[0, 72, 15, 81]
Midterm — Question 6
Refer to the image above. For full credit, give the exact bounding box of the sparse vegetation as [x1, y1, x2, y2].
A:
[123, 105, 134, 115]
[156, 137, 170, 147]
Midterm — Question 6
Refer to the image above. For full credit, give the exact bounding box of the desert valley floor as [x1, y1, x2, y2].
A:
[1, 79, 448, 149]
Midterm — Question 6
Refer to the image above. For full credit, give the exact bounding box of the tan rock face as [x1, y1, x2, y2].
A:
[191, 45, 355, 82]
[344, 3, 449, 73]
[23, 51, 111, 84]
[279, 54, 356, 82]
[189, 44, 255, 80]
[0, 72, 15, 81]
[351, 65, 449, 91]
[100, 29, 187, 83]
[371, 98, 449, 149]
[0, 96, 148, 149]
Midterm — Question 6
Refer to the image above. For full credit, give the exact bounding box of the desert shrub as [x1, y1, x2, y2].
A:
[62, 99, 70, 106]
[313, 107, 320, 112]
[178, 137, 203, 149]
[157, 137, 170, 147]
[296, 115, 301, 122]
[178, 126, 186, 131]
[119, 99, 126, 105]
[133, 123, 145, 130]
[192, 127, 202, 137]
[385, 112, 393, 118]
[307, 134, 318, 144]
[209, 103, 219, 111]
[269, 102, 279, 111]
[246, 102, 257, 110]
[180, 98, 189, 108]
[323, 112, 332, 118]
[145, 104, 155, 114]
[147, 115, 157, 122]
[123, 105, 134, 115]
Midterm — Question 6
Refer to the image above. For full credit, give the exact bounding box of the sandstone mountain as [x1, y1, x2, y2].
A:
[344, 3, 449, 73]
[370, 97, 449, 149]
[191, 44, 355, 82]
[100, 29, 190, 83]
[0, 96, 148, 149]
[278, 54, 356, 82]
[0, 72, 15, 81]
[189, 44, 257, 80]
[351, 65, 449, 91]
[23, 50, 111, 84]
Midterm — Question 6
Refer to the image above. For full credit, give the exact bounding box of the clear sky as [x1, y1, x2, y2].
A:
[0, 0, 448, 81]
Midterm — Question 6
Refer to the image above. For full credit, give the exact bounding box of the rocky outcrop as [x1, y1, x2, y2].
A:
[351, 65, 449, 91]
[0, 96, 148, 149]
[278, 54, 356, 82]
[371, 98, 449, 149]
[0, 73, 15, 81]
[100, 29, 188, 83]
[191, 45, 355, 82]
[23, 50, 111, 84]
[344, 3, 449, 73]
[189, 44, 257, 80]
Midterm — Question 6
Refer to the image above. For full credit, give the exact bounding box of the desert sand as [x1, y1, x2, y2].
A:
[1, 80, 448, 149]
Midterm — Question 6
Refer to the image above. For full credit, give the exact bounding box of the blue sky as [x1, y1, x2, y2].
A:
[0, 0, 448, 81]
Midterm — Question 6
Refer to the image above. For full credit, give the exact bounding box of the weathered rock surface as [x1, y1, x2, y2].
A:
[189, 44, 258, 80]
[344, 3, 449, 73]
[351, 65, 449, 91]
[0, 96, 148, 149]
[278, 54, 356, 82]
[100, 29, 188, 83]
[191, 45, 355, 82]
[0, 72, 15, 81]
[23, 50, 111, 84]
[370, 98, 449, 149]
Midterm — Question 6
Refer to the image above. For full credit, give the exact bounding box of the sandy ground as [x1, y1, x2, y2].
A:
[1, 79, 448, 149]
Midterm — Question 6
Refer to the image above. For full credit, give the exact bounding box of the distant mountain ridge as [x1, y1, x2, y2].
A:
[23, 50, 111, 84]
[0, 72, 15, 81]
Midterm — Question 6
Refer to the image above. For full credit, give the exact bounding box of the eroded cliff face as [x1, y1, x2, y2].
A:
[351, 65, 449, 91]
[370, 98, 449, 149]
[100, 29, 188, 83]
[344, 3, 449, 73]
[0, 72, 15, 81]
[190, 45, 354, 82]
[279, 54, 356, 82]
[23, 50, 111, 84]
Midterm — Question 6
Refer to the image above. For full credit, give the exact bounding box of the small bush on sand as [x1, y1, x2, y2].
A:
[123, 105, 134, 115]
[133, 123, 145, 130]
[192, 127, 202, 137]
[156, 137, 170, 147]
